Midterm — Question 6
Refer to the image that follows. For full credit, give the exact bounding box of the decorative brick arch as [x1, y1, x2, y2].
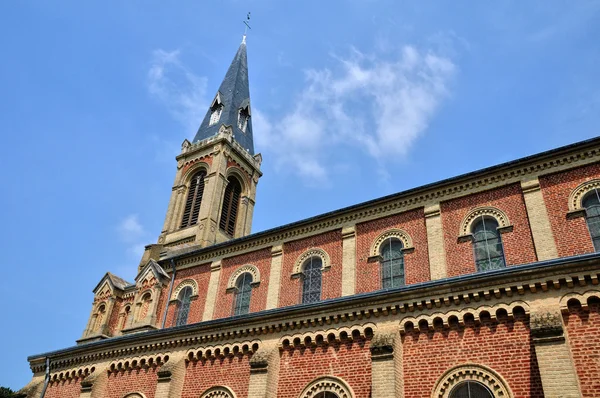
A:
[200, 386, 236, 398]
[227, 265, 260, 289]
[299, 376, 354, 398]
[568, 179, 600, 211]
[170, 279, 199, 300]
[432, 364, 513, 398]
[370, 229, 414, 256]
[292, 248, 331, 275]
[459, 207, 511, 237]
[123, 393, 146, 398]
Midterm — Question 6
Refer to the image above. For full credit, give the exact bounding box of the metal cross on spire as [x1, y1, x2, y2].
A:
[243, 12, 251, 41]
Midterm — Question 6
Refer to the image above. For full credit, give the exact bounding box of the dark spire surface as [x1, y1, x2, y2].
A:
[193, 37, 255, 155]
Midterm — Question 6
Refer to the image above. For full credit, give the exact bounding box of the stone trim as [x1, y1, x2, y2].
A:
[559, 289, 600, 313]
[170, 279, 199, 300]
[432, 364, 513, 398]
[370, 229, 414, 256]
[200, 386, 236, 398]
[568, 178, 600, 211]
[459, 206, 511, 238]
[226, 265, 261, 289]
[292, 248, 331, 276]
[299, 376, 354, 398]
[186, 340, 260, 360]
[279, 323, 376, 349]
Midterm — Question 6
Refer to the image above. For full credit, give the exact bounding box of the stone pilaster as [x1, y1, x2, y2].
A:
[266, 245, 283, 310]
[530, 311, 581, 397]
[424, 204, 447, 280]
[154, 353, 186, 398]
[78, 362, 109, 398]
[202, 260, 222, 321]
[341, 226, 356, 296]
[521, 177, 559, 260]
[247, 342, 280, 398]
[370, 327, 403, 398]
[168, 186, 186, 232]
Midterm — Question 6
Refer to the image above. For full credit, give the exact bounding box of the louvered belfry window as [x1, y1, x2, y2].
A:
[472, 216, 506, 271]
[583, 189, 600, 251]
[233, 272, 252, 316]
[381, 238, 405, 288]
[302, 257, 322, 304]
[180, 171, 206, 228]
[174, 286, 193, 327]
[219, 177, 242, 236]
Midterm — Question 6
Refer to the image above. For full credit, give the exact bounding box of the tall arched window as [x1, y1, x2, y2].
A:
[121, 305, 132, 330]
[138, 293, 152, 321]
[472, 216, 506, 271]
[174, 286, 193, 326]
[583, 189, 600, 251]
[449, 381, 494, 398]
[220, 177, 242, 236]
[381, 238, 405, 288]
[302, 257, 322, 304]
[233, 272, 252, 316]
[180, 170, 206, 228]
[94, 304, 106, 333]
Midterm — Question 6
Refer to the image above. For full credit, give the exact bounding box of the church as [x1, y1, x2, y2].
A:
[19, 36, 600, 398]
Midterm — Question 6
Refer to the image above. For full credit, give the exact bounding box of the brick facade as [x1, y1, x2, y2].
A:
[44, 378, 82, 398]
[182, 355, 252, 398]
[163, 262, 212, 327]
[105, 368, 159, 398]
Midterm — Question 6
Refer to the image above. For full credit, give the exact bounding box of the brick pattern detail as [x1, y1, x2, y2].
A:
[277, 340, 371, 398]
[163, 262, 212, 327]
[279, 230, 343, 307]
[213, 248, 271, 319]
[107, 299, 123, 336]
[564, 300, 600, 397]
[44, 378, 82, 398]
[441, 184, 537, 277]
[182, 356, 251, 398]
[403, 315, 544, 398]
[355, 208, 430, 293]
[105, 367, 159, 398]
[540, 163, 600, 257]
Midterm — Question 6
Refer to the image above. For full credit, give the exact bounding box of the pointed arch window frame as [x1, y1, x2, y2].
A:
[219, 176, 243, 236]
[208, 93, 224, 126]
[237, 101, 251, 133]
[231, 271, 254, 316]
[180, 169, 207, 229]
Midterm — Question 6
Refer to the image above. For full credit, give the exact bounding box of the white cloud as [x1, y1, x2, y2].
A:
[254, 45, 456, 182]
[117, 214, 148, 260]
[147, 49, 208, 134]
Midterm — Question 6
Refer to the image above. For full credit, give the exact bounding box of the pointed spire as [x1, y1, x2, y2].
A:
[193, 38, 254, 155]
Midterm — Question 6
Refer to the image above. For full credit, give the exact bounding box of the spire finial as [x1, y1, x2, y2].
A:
[243, 12, 251, 39]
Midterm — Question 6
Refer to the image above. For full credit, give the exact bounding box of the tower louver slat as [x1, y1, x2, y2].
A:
[180, 171, 206, 228]
[219, 177, 242, 236]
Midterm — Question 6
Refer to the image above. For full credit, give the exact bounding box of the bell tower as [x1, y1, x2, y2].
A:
[154, 36, 262, 254]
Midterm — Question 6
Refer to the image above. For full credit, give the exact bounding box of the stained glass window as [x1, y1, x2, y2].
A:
[381, 238, 405, 288]
[472, 217, 506, 272]
[233, 272, 252, 316]
[175, 286, 193, 327]
[583, 189, 600, 251]
[449, 381, 494, 398]
[302, 257, 322, 304]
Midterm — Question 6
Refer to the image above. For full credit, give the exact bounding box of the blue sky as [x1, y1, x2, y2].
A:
[1, 0, 599, 389]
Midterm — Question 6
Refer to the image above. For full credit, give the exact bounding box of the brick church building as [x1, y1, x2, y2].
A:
[19, 37, 600, 398]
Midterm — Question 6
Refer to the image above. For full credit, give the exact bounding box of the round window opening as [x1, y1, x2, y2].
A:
[449, 381, 494, 398]
[314, 393, 339, 398]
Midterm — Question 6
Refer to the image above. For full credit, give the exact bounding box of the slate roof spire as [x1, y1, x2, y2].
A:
[193, 35, 254, 155]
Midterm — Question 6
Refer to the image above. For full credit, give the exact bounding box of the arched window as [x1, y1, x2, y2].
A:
[138, 293, 152, 321]
[583, 189, 600, 251]
[472, 217, 506, 271]
[449, 381, 494, 398]
[302, 257, 322, 304]
[381, 238, 404, 288]
[219, 177, 242, 236]
[314, 393, 339, 398]
[94, 304, 106, 333]
[121, 305, 132, 330]
[174, 286, 193, 326]
[233, 272, 252, 316]
[180, 170, 206, 228]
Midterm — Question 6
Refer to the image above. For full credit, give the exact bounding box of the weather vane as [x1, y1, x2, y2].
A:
[243, 12, 251, 35]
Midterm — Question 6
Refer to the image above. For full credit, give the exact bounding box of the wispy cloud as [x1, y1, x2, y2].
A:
[117, 214, 148, 259]
[255, 45, 456, 183]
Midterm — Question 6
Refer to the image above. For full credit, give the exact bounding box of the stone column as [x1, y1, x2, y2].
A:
[168, 186, 186, 232]
[530, 311, 581, 397]
[521, 177, 559, 260]
[370, 327, 403, 398]
[266, 245, 283, 310]
[247, 343, 280, 398]
[202, 260, 222, 321]
[341, 226, 356, 296]
[239, 196, 256, 237]
[424, 204, 447, 280]
[162, 185, 180, 234]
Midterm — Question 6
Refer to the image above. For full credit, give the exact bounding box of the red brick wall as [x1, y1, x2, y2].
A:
[182, 355, 251, 398]
[45, 378, 82, 398]
[403, 315, 543, 398]
[105, 367, 158, 398]
[213, 248, 271, 319]
[279, 230, 343, 307]
[564, 299, 600, 397]
[540, 163, 600, 257]
[277, 340, 371, 398]
[108, 299, 123, 336]
[355, 208, 430, 293]
[163, 262, 212, 327]
[441, 184, 537, 277]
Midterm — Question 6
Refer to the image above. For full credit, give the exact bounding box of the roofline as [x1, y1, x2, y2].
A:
[28, 251, 600, 361]
[164, 135, 600, 263]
